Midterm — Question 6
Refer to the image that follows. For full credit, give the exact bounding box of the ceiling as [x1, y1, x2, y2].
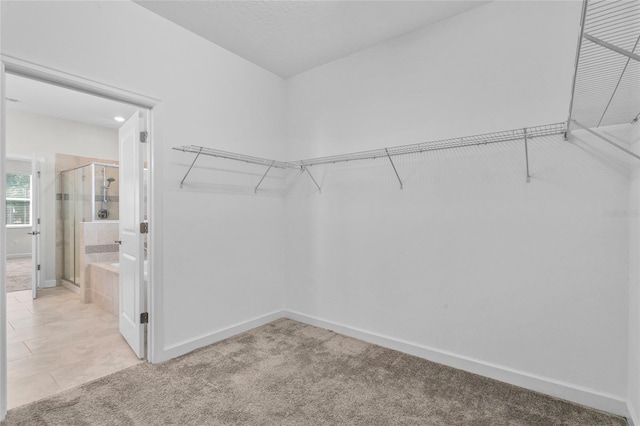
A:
[6, 73, 139, 129]
[134, 0, 489, 78]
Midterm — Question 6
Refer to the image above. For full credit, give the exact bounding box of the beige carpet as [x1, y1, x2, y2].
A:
[6, 258, 31, 293]
[2, 319, 627, 425]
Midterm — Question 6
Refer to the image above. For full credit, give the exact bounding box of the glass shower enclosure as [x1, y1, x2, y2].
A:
[60, 163, 119, 285]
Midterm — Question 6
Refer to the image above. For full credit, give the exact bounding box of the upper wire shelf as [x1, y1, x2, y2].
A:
[173, 145, 295, 169]
[173, 121, 567, 191]
[294, 122, 566, 167]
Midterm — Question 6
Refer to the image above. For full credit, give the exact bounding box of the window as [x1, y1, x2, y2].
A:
[6, 173, 31, 226]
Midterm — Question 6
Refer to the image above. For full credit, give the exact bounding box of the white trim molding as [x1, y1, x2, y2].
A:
[283, 310, 629, 418]
[628, 402, 638, 426]
[5, 254, 30, 259]
[159, 310, 284, 363]
[41, 279, 56, 288]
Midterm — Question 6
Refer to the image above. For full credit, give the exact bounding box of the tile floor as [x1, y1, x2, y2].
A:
[7, 287, 142, 409]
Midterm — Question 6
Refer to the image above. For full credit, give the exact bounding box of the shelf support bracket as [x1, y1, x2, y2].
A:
[583, 33, 640, 62]
[302, 165, 321, 194]
[524, 128, 531, 183]
[385, 148, 403, 189]
[572, 120, 640, 161]
[180, 147, 203, 188]
[254, 160, 275, 193]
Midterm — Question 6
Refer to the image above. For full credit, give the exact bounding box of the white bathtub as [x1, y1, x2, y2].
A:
[111, 260, 149, 280]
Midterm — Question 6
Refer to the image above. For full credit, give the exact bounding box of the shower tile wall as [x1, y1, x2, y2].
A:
[55, 154, 119, 286]
[94, 167, 120, 221]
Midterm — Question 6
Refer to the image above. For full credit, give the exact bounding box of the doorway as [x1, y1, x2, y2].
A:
[5, 156, 40, 296]
[2, 60, 158, 412]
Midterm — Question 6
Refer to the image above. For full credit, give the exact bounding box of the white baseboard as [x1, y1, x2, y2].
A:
[158, 310, 284, 363]
[6, 254, 30, 259]
[40, 279, 56, 288]
[628, 402, 638, 426]
[60, 280, 80, 294]
[283, 310, 628, 418]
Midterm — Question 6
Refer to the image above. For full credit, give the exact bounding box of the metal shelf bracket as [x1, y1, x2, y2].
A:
[583, 33, 640, 62]
[302, 165, 321, 194]
[523, 128, 531, 183]
[385, 148, 403, 189]
[180, 147, 203, 188]
[254, 160, 275, 193]
[572, 120, 640, 161]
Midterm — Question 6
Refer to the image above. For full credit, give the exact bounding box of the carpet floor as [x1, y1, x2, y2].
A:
[6, 258, 31, 293]
[2, 319, 627, 425]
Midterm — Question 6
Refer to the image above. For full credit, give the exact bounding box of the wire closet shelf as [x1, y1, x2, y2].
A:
[173, 122, 567, 190]
[294, 122, 566, 167]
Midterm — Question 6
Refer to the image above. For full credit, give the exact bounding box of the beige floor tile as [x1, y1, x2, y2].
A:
[7, 303, 31, 313]
[9, 314, 65, 330]
[7, 342, 32, 362]
[6, 296, 22, 306]
[50, 344, 141, 391]
[8, 348, 84, 382]
[23, 329, 93, 355]
[7, 308, 34, 322]
[14, 292, 35, 303]
[6, 286, 141, 408]
[7, 372, 62, 410]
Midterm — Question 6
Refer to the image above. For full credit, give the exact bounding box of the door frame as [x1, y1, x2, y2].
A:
[0, 54, 164, 419]
[5, 154, 42, 297]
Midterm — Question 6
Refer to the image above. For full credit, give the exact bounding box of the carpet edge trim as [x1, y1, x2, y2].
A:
[283, 309, 628, 418]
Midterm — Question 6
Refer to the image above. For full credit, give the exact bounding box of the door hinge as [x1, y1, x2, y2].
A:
[140, 222, 149, 234]
[37, 171, 41, 178]
[37, 218, 41, 225]
[140, 131, 148, 143]
[37, 264, 40, 271]
[140, 312, 149, 324]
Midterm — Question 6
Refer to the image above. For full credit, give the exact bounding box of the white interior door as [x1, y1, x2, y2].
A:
[118, 111, 146, 359]
[29, 158, 41, 299]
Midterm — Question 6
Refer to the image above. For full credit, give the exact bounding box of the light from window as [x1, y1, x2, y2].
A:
[6, 173, 31, 226]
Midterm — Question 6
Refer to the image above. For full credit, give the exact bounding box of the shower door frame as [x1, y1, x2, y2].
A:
[0, 54, 164, 420]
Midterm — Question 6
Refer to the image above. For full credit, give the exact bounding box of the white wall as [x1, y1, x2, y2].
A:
[6, 109, 118, 283]
[284, 0, 631, 415]
[286, 1, 581, 160]
[1, 0, 634, 420]
[1, 0, 287, 362]
[629, 120, 640, 424]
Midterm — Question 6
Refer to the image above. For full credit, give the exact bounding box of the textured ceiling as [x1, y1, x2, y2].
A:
[134, 0, 489, 78]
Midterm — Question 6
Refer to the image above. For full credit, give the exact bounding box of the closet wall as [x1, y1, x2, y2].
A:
[284, 1, 630, 414]
[1, 0, 287, 361]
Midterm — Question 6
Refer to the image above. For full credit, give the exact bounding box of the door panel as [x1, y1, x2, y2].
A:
[118, 111, 145, 359]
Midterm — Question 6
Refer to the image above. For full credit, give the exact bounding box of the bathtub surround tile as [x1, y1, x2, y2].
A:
[87, 263, 119, 315]
[85, 244, 119, 254]
[97, 252, 118, 263]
